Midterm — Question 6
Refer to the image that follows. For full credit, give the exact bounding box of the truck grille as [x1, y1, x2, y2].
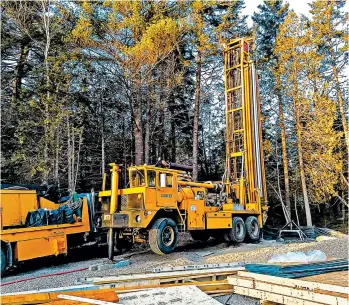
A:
[120, 193, 143, 210]
[121, 195, 127, 210]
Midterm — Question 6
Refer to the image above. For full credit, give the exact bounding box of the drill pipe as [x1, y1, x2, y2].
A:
[161, 160, 193, 172]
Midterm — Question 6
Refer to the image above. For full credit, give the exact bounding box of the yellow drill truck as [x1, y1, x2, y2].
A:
[99, 38, 268, 259]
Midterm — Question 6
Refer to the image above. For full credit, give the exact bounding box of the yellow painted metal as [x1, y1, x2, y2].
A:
[0, 190, 38, 227]
[187, 199, 205, 229]
[102, 172, 107, 191]
[39, 197, 60, 210]
[206, 212, 232, 229]
[109, 163, 119, 214]
[1, 197, 91, 262]
[16, 235, 67, 261]
[223, 38, 267, 226]
[178, 181, 215, 189]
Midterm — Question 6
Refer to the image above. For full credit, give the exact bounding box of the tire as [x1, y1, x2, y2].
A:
[190, 230, 210, 242]
[149, 218, 178, 255]
[228, 217, 246, 243]
[245, 216, 261, 241]
[1, 247, 7, 276]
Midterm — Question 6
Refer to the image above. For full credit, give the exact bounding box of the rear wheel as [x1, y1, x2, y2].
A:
[228, 217, 246, 243]
[1, 247, 7, 276]
[190, 230, 210, 242]
[245, 216, 260, 241]
[149, 218, 178, 255]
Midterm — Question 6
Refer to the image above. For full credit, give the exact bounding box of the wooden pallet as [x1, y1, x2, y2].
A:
[227, 271, 349, 305]
[3, 268, 348, 305]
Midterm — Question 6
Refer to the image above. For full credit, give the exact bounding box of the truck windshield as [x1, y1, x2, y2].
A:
[130, 170, 145, 187]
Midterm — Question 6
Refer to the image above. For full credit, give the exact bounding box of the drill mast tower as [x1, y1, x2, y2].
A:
[223, 38, 267, 222]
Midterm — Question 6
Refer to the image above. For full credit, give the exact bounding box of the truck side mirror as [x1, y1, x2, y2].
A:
[160, 173, 166, 187]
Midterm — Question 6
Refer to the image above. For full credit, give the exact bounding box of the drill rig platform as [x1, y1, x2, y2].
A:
[99, 38, 267, 258]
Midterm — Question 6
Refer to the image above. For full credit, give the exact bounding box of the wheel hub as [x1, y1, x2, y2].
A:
[162, 226, 174, 246]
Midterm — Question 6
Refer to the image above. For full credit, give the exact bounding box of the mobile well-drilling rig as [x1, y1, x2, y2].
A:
[99, 38, 268, 258]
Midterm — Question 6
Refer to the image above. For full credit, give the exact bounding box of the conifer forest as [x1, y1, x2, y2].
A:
[1, 0, 348, 230]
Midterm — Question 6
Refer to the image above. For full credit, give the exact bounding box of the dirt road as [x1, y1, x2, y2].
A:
[2, 234, 348, 294]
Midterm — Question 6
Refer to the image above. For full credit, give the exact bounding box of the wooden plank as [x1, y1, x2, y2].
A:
[57, 295, 119, 305]
[228, 276, 348, 305]
[110, 280, 232, 294]
[0, 281, 232, 305]
[152, 262, 244, 273]
[90, 267, 244, 285]
[237, 271, 349, 295]
[254, 281, 347, 305]
[1, 289, 118, 305]
[301, 271, 349, 288]
[46, 292, 118, 305]
[234, 286, 325, 305]
[101, 272, 235, 289]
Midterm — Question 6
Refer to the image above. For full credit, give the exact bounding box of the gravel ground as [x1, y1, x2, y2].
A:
[214, 294, 259, 305]
[1, 234, 348, 295]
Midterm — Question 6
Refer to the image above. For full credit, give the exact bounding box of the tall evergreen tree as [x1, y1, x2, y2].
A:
[252, 1, 290, 221]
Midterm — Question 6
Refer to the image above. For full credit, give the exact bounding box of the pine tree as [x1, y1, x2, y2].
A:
[309, 0, 348, 151]
[275, 11, 313, 226]
[252, 1, 290, 221]
[71, 1, 183, 166]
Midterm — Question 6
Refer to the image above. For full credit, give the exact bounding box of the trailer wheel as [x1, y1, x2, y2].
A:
[245, 216, 260, 241]
[228, 217, 246, 243]
[149, 218, 178, 255]
[1, 247, 6, 276]
[190, 230, 210, 242]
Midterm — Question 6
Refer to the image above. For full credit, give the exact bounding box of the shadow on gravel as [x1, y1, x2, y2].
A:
[5, 237, 256, 277]
[5, 244, 108, 277]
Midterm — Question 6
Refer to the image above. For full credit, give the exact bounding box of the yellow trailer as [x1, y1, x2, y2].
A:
[0, 190, 91, 275]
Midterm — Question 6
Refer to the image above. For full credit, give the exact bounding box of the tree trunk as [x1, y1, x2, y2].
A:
[293, 72, 312, 226]
[157, 107, 165, 159]
[67, 119, 72, 190]
[330, 49, 349, 151]
[193, 50, 202, 181]
[170, 105, 176, 162]
[276, 72, 291, 220]
[134, 91, 143, 165]
[55, 131, 59, 183]
[101, 99, 105, 179]
[201, 129, 209, 176]
[144, 98, 150, 164]
[101, 127, 105, 178]
[72, 127, 75, 190]
[12, 40, 29, 105]
[42, 0, 51, 184]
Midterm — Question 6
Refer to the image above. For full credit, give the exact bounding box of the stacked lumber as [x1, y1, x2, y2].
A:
[245, 259, 349, 278]
[1, 266, 243, 305]
[2, 265, 348, 305]
[228, 271, 349, 305]
[76, 265, 245, 288]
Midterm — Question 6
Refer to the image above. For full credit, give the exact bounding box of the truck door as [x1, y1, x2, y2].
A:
[156, 172, 177, 208]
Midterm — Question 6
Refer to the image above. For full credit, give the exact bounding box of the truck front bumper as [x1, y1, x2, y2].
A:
[102, 213, 129, 228]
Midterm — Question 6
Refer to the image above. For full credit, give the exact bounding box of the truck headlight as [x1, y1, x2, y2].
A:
[135, 215, 141, 223]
